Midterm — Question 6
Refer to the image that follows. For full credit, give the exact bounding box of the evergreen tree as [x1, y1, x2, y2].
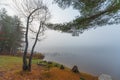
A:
[52, 0, 120, 32]
[0, 8, 24, 54]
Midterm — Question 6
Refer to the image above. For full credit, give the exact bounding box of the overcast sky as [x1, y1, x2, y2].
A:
[1, 0, 120, 48]
[0, 0, 79, 23]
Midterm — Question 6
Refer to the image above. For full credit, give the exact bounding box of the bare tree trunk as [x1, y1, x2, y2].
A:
[23, 9, 42, 71]
[22, 17, 30, 71]
[12, 0, 49, 71]
[28, 22, 42, 71]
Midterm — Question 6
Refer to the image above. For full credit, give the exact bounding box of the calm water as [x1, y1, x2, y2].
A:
[29, 25, 120, 80]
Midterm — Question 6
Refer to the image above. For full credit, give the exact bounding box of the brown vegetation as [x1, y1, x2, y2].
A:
[0, 65, 98, 80]
[0, 56, 98, 80]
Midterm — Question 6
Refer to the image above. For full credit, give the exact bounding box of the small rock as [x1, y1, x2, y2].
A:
[98, 74, 112, 80]
[43, 60, 47, 63]
[54, 64, 58, 67]
[71, 65, 79, 73]
[60, 65, 64, 70]
[37, 63, 47, 66]
[47, 61, 52, 64]
[80, 77, 85, 80]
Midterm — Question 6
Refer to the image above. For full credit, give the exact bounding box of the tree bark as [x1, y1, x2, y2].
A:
[28, 22, 42, 71]
[22, 8, 43, 71]
[22, 17, 30, 71]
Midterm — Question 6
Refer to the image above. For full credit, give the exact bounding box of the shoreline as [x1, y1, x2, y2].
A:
[0, 55, 98, 80]
[44, 58, 98, 77]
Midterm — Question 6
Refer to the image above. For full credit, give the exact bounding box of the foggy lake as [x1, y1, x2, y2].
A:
[29, 24, 120, 80]
[1, 0, 120, 80]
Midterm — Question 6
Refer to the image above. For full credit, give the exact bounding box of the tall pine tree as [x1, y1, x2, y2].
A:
[0, 8, 24, 54]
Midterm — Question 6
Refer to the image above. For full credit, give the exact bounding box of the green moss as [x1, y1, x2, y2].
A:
[0, 55, 39, 70]
[0, 55, 63, 71]
[37, 60, 61, 68]
[80, 77, 85, 80]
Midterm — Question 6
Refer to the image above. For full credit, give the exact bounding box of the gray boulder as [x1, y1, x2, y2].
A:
[71, 65, 79, 73]
[98, 74, 112, 80]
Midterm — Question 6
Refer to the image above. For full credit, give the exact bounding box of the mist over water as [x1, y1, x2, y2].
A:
[29, 24, 120, 80]
[43, 46, 120, 80]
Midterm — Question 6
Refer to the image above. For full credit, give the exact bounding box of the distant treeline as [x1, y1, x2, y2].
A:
[0, 8, 24, 54]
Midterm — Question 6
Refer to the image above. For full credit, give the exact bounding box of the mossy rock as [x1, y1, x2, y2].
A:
[54, 64, 58, 67]
[60, 65, 64, 70]
[80, 77, 85, 80]
[47, 61, 52, 64]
